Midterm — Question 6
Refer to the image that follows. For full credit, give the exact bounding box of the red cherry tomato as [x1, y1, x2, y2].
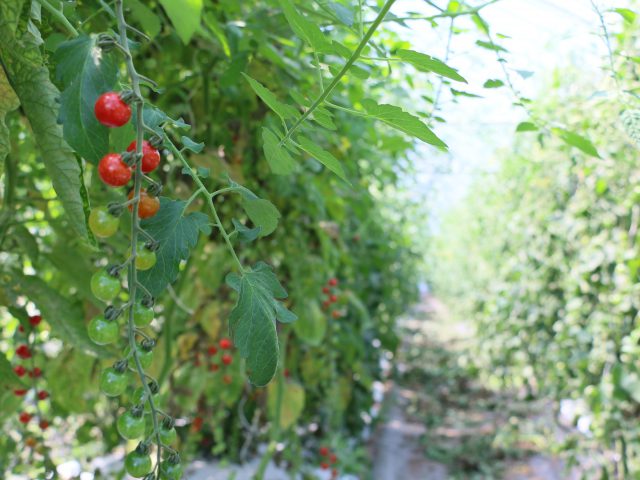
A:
[319, 446, 329, 457]
[222, 374, 232, 385]
[219, 338, 232, 350]
[14, 389, 28, 396]
[19, 412, 31, 424]
[14, 365, 26, 377]
[16, 345, 31, 359]
[29, 315, 42, 326]
[37, 391, 49, 400]
[328, 278, 338, 287]
[127, 140, 161, 173]
[39, 420, 49, 430]
[128, 189, 160, 219]
[221, 354, 232, 366]
[99, 153, 131, 187]
[94, 92, 131, 127]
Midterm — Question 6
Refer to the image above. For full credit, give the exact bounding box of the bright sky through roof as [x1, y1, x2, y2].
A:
[392, 0, 621, 224]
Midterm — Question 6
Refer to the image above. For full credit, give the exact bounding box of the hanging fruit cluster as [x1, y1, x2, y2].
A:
[321, 278, 343, 319]
[193, 338, 235, 385]
[318, 445, 339, 478]
[83, 2, 181, 478]
[12, 314, 51, 452]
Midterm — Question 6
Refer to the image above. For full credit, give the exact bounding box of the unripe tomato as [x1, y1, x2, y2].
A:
[159, 460, 183, 480]
[87, 315, 119, 345]
[133, 303, 154, 328]
[117, 410, 145, 439]
[98, 153, 131, 187]
[158, 424, 178, 445]
[125, 344, 154, 370]
[135, 243, 156, 271]
[127, 140, 161, 173]
[90, 270, 121, 302]
[128, 189, 160, 219]
[95, 92, 131, 127]
[100, 367, 128, 397]
[125, 449, 152, 478]
[89, 207, 119, 238]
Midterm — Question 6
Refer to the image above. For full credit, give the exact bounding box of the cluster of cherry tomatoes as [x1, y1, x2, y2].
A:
[318, 446, 339, 478]
[13, 315, 51, 434]
[321, 278, 343, 319]
[194, 338, 235, 385]
[93, 91, 161, 220]
[87, 91, 181, 479]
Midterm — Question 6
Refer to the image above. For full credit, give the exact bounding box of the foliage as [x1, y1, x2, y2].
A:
[0, 0, 495, 477]
[430, 8, 640, 477]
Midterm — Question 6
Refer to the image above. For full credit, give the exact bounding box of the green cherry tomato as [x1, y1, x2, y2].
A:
[125, 450, 152, 478]
[135, 243, 156, 271]
[88, 207, 119, 238]
[131, 386, 157, 407]
[158, 425, 178, 445]
[160, 460, 183, 480]
[87, 315, 119, 345]
[90, 270, 121, 302]
[100, 368, 128, 397]
[133, 303, 154, 328]
[117, 410, 145, 440]
[125, 344, 154, 370]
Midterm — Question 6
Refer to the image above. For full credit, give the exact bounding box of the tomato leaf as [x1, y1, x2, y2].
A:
[397, 49, 466, 83]
[362, 99, 447, 148]
[0, 66, 19, 177]
[54, 35, 118, 164]
[138, 198, 211, 296]
[0, 14, 87, 237]
[552, 128, 600, 158]
[242, 73, 300, 121]
[226, 262, 297, 386]
[262, 127, 297, 175]
[241, 198, 281, 237]
[278, 0, 334, 54]
[296, 136, 349, 183]
[159, 0, 203, 44]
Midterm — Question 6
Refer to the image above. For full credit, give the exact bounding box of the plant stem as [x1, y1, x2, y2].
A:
[165, 140, 245, 273]
[36, 0, 79, 37]
[114, 0, 163, 474]
[279, 0, 397, 146]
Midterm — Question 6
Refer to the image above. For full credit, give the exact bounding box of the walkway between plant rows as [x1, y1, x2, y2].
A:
[370, 294, 581, 480]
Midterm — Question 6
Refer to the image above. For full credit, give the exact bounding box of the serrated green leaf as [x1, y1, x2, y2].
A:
[311, 106, 337, 130]
[231, 218, 261, 243]
[128, 0, 161, 38]
[397, 49, 466, 83]
[242, 73, 299, 121]
[181, 135, 205, 153]
[54, 35, 118, 164]
[0, 66, 19, 177]
[297, 136, 349, 182]
[227, 262, 296, 386]
[362, 99, 447, 148]
[262, 128, 297, 175]
[159, 0, 203, 44]
[516, 121, 538, 132]
[475, 40, 507, 52]
[552, 128, 600, 158]
[203, 12, 230, 57]
[450, 88, 482, 98]
[292, 300, 326, 345]
[0, 17, 87, 237]
[138, 198, 211, 296]
[242, 198, 280, 237]
[483, 78, 504, 88]
[278, 0, 334, 54]
[267, 380, 305, 429]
